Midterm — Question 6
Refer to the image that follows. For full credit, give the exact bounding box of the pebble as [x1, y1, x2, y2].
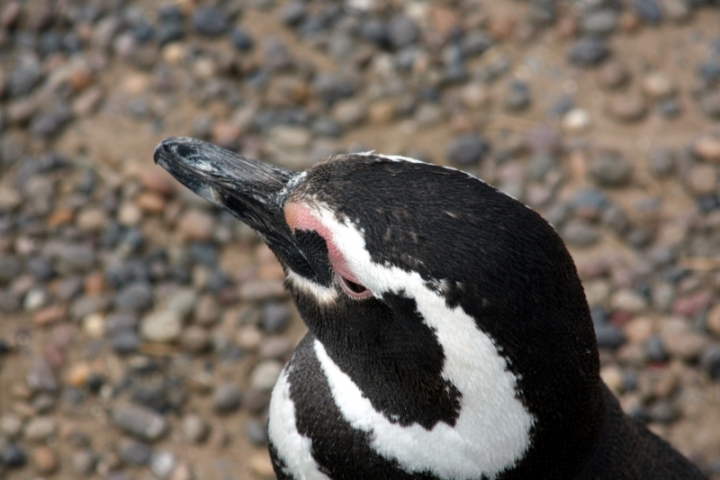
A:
[568, 37, 610, 67]
[261, 302, 291, 333]
[182, 414, 209, 444]
[249, 451, 276, 477]
[250, 360, 283, 390]
[611, 289, 649, 313]
[178, 210, 215, 241]
[259, 336, 292, 360]
[562, 108, 591, 134]
[504, 80, 531, 112]
[601, 365, 624, 393]
[1, 443, 27, 468]
[582, 10, 619, 36]
[115, 282, 154, 312]
[0, 415, 22, 439]
[117, 437, 152, 466]
[595, 324, 627, 349]
[180, 326, 210, 353]
[23, 417, 57, 442]
[112, 404, 168, 442]
[71, 449, 96, 475]
[141, 309, 183, 343]
[685, 164, 718, 195]
[642, 72, 676, 99]
[701, 347, 720, 379]
[193, 7, 230, 37]
[332, 99, 368, 128]
[649, 148, 675, 177]
[446, 134, 489, 166]
[634, 0, 663, 24]
[232, 27, 254, 51]
[213, 383, 242, 413]
[152, 450, 177, 479]
[607, 94, 647, 122]
[562, 220, 600, 247]
[590, 150, 633, 187]
[692, 135, 720, 162]
[388, 14, 419, 49]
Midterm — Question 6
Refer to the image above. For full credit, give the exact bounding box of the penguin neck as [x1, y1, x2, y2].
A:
[292, 288, 541, 479]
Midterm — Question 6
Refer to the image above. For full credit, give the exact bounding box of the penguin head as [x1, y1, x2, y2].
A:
[155, 137, 604, 477]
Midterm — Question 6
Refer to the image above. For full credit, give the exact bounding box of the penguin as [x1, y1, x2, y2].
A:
[154, 137, 707, 480]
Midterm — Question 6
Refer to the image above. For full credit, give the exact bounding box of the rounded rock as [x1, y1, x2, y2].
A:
[112, 404, 168, 442]
[192, 7, 229, 37]
[590, 150, 633, 187]
[446, 134, 489, 166]
[562, 220, 600, 247]
[117, 438, 152, 466]
[261, 302, 291, 333]
[387, 14, 419, 49]
[182, 414, 209, 444]
[115, 282, 154, 312]
[23, 417, 57, 442]
[71, 449, 96, 475]
[250, 360, 283, 391]
[607, 94, 647, 123]
[692, 135, 720, 162]
[213, 383, 242, 413]
[152, 450, 176, 479]
[642, 72, 676, 99]
[562, 108, 591, 134]
[181, 326, 210, 354]
[1, 443, 27, 468]
[568, 37, 610, 67]
[141, 310, 183, 343]
[685, 164, 718, 196]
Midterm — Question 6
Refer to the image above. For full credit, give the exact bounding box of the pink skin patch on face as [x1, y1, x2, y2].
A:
[285, 202, 372, 299]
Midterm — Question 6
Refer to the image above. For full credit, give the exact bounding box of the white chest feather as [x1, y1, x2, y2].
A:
[268, 368, 330, 480]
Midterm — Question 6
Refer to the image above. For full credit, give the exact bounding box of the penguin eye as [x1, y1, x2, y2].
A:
[337, 273, 373, 299]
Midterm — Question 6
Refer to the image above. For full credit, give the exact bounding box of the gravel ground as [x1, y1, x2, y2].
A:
[2, 0, 720, 479]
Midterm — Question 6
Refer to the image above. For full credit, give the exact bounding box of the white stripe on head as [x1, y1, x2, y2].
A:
[304, 205, 535, 479]
[286, 269, 338, 304]
[269, 367, 330, 480]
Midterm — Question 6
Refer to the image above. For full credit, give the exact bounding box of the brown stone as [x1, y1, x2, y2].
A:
[178, 210, 215, 242]
[619, 11, 641, 32]
[431, 6, 461, 37]
[139, 167, 176, 196]
[707, 303, 720, 338]
[556, 14, 579, 38]
[249, 451, 275, 477]
[76, 207, 107, 232]
[642, 72, 676, 99]
[623, 316, 654, 344]
[598, 61, 630, 90]
[47, 208, 75, 227]
[73, 86, 105, 117]
[136, 192, 167, 214]
[692, 135, 720, 162]
[368, 101, 396, 124]
[684, 164, 718, 195]
[33, 306, 67, 327]
[487, 16, 516, 40]
[607, 94, 647, 122]
[84, 271, 106, 295]
[211, 121, 243, 150]
[67, 362, 91, 388]
[33, 446, 59, 474]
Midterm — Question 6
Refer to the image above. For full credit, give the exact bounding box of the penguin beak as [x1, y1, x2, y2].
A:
[153, 136, 314, 278]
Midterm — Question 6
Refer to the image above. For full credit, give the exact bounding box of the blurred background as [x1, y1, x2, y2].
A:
[1, 0, 720, 478]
